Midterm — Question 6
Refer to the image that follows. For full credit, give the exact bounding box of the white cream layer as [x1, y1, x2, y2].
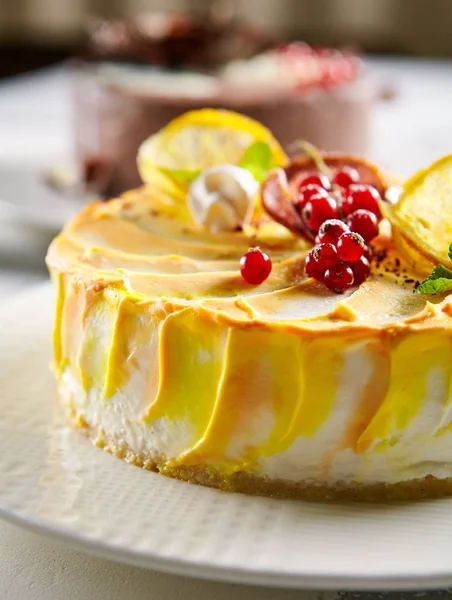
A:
[59, 332, 452, 486]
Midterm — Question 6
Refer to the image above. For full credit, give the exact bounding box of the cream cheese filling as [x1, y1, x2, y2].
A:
[60, 340, 452, 486]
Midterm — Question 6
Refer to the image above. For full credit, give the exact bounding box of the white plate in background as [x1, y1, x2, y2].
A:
[0, 163, 88, 233]
[0, 163, 92, 269]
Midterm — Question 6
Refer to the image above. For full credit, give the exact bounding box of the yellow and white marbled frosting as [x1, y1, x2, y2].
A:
[46, 186, 452, 500]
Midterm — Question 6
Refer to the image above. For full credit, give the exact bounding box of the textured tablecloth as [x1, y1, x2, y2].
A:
[1, 58, 452, 599]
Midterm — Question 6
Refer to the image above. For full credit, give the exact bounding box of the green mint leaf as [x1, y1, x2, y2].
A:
[417, 264, 452, 294]
[426, 264, 452, 280]
[244, 164, 268, 183]
[448, 243, 452, 261]
[417, 277, 452, 295]
[159, 167, 201, 182]
[240, 142, 272, 172]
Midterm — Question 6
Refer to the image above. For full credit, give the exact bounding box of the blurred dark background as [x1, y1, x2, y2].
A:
[1, 0, 452, 79]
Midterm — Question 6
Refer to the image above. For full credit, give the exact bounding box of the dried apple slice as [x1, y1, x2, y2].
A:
[284, 153, 388, 197]
[383, 154, 452, 270]
[260, 167, 314, 240]
[261, 153, 388, 240]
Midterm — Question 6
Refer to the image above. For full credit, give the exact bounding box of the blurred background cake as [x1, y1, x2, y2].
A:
[1, 0, 452, 275]
[73, 7, 373, 195]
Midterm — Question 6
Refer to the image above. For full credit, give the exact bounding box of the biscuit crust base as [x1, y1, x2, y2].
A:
[69, 410, 452, 503]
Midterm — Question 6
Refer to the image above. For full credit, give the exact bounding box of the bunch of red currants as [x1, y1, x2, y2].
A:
[298, 167, 382, 292]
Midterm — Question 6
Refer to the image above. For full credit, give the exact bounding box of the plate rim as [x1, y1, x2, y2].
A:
[3, 505, 452, 591]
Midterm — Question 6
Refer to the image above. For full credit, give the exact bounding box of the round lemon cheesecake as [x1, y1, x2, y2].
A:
[46, 111, 452, 501]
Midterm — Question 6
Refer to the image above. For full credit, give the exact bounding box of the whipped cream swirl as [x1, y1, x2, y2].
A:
[188, 165, 259, 233]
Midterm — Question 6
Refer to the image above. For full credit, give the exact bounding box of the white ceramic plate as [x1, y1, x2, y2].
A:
[2, 284, 452, 591]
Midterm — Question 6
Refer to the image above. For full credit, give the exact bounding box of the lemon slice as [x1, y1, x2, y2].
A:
[137, 109, 287, 201]
[384, 154, 452, 270]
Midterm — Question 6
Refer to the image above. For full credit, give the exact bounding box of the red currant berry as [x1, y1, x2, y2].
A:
[302, 195, 338, 231]
[305, 243, 339, 280]
[350, 255, 371, 285]
[317, 218, 349, 246]
[337, 232, 366, 262]
[342, 184, 382, 219]
[296, 184, 329, 213]
[324, 263, 355, 293]
[305, 251, 325, 281]
[332, 166, 360, 188]
[315, 243, 339, 269]
[346, 209, 379, 243]
[364, 245, 373, 261]
[240, 248, 272, 285]
[299, 173, 331, 191]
